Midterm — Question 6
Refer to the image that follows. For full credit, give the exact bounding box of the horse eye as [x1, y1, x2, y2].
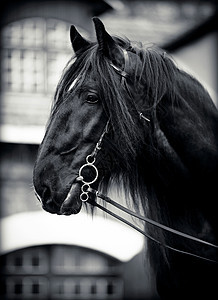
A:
[86, 93, 99, 104]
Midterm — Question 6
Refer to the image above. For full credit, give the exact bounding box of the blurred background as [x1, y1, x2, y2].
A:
[0, 0, 217, 299]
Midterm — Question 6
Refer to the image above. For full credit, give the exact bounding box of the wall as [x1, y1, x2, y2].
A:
[173, 31, 218, 106]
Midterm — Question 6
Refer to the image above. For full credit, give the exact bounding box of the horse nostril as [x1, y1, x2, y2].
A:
[40, 185, 59, 214]
[42, 185, 52, 203]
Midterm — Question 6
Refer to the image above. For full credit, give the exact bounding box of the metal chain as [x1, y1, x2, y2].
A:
[77, 120, 110, 202]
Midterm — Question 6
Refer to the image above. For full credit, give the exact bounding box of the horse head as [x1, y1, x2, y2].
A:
[33, 18, 145, 215]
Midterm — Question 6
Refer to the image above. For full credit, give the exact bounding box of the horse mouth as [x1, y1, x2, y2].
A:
[59, 182, 82, 215]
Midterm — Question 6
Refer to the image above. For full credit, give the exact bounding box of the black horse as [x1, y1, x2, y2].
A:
[33, 18, 218, 299]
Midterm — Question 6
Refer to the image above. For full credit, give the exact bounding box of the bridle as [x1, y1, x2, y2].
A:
[75, 48, 218, 263]
[76, 119, 110, 202]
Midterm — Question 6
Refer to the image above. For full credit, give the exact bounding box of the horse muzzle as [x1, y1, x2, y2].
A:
[34, 181, 82, 215]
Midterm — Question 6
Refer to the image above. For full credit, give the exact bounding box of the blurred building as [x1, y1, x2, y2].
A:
[0, 211, 149, 299]
[0, 1, 217, 300]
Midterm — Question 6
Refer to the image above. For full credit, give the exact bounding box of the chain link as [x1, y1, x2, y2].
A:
[78, 120, 110, 202]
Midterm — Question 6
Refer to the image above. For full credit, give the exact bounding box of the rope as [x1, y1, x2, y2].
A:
[87, 188, 218, 264]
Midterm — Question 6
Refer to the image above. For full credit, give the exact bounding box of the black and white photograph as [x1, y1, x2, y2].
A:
[0, 1, 217, 299]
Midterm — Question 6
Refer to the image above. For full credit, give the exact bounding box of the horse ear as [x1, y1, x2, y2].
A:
[93, 17, 121, 62]
[70, 25, 91, 54]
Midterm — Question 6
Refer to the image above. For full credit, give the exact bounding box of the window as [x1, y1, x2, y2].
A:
[3, 276, 49, 299]
[6, 248, 48, 274]
[1, 18, 72, 94]
[0, 18, 88, 129]
[51, 277, 123, 299]
[51, 245, 110, 274]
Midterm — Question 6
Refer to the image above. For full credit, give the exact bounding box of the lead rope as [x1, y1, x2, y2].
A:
[76, 141, 218, 264]
[87, 188, 218, 264]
